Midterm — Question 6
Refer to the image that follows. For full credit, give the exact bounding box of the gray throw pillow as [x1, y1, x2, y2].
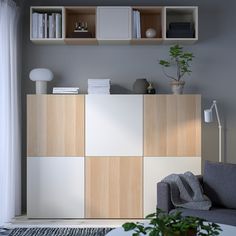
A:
[203, 161, 236, 209]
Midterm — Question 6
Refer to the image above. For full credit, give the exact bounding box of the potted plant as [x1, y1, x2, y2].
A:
[159, 44, 194, 94]
[122, 209, 221, 236]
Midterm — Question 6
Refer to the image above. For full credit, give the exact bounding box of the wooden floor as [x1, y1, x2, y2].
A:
[6, 215, 147, 229]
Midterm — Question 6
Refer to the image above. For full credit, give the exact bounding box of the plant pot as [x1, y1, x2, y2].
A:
[171, 81, 185, 94]
[133, 78, 149, 94]
[164, 229, 197, 236]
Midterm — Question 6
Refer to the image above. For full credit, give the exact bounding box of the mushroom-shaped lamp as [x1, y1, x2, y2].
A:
[29, 68, 53, 94]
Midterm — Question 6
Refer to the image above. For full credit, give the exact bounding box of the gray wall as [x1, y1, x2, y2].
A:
[21, 0, 236, 212]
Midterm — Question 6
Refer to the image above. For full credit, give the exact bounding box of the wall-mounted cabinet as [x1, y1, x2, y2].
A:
[30, 6, 198, 45]
[30, 6, 65, 44]
[64, 7, 97, 45]
[164, 6, 198, 44]
[97, 7, 132, 43]
[131, 7, 163, 45]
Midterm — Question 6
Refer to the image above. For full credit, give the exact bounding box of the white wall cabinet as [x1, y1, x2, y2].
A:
[27, 157, 84, 218]
[144, 157, 201, 216]
[86, 95, 143, 156]
[96, 7, 132, 42]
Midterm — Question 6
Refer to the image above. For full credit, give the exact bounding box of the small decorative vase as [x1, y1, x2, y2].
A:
[145, 28, 157, 38]
[133, 78, 149, 94]
[147, 82, 156, 94]
[171, 81, 185, 94]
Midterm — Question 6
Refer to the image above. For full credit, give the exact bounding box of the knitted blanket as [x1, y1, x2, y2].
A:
[162, 172, 211, 210]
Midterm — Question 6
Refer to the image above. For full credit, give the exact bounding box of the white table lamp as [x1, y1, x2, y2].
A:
[29, 68, 53, 94]
[204, 100, 222, 162]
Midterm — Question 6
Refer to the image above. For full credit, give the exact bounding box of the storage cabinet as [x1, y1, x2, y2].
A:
[27, 94, 201, 219]
[131, 7, 163, 45]
[144, 95, 201, 157]
[30, 6, 65, 44]
[96, 7, 132, 42]
[27, 157, 84, 218]
[85, 95, 143, 156]
[27, 95, 85, 157]
[144, 156, 201, 216]
[30, 6, 198, 45]
[164, 6, 198, 44]
[64, 7, 97, 45]
[86, 157, 143, 218]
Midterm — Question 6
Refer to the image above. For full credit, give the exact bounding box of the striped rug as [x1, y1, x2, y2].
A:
[0, 228, 114, 236]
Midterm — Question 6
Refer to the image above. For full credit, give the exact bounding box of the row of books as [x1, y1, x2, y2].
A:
[132, 10, 141, 39]
[53, 87, 79, 94]
[32, 12, 62, 39]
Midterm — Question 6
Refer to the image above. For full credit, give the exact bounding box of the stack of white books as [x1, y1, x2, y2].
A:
[88, 79, 111, 94]
[132, 10, 141, 39]
[53, 87, 80, 94]
[32, 12, 62, 39]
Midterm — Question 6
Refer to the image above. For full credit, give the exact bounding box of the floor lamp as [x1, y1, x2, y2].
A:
[204, 100, 222, 162]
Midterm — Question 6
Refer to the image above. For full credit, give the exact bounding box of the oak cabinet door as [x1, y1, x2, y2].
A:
[27, 157, 84, 218]
[144, 95, 201, 157]
[86, 95, 143, 156]
[27, 95, 84, 157]
[144, 156, 201, 216]
[86, 157, 143, 218]
[97, 7, 132, 40]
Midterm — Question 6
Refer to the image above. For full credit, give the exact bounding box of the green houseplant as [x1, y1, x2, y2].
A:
[122, 209, 221, 236]
[159, 44, 194, 94]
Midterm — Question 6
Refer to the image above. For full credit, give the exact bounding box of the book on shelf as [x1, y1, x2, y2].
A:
[32, 12, 38, 38]
[38, 13, 44, 38]
[55, 13, 62, 38]
[32, 12, 62, 39]
[132, 10, 137, 38]
[49, 13, 55, 38]
[132, 10, 141, 39]
[136, 10, 141, 39]
[44, 13, 48, 38]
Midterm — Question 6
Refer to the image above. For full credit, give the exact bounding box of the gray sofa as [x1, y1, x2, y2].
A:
[157, 161, 236, 226]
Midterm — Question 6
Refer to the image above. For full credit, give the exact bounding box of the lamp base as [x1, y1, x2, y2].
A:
[36, 81, 47, 94]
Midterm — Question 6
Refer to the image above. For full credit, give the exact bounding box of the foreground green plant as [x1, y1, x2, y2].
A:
[122, 209, 221, 236]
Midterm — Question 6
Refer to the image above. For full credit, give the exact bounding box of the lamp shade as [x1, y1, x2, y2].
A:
[204, 109, 213, 123]
[29, 68, 53, 82]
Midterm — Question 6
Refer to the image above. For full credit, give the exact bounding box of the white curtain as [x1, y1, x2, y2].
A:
[0, 0, 21, 226]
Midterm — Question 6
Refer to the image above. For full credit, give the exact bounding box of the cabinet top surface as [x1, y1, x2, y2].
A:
[27, 94, 201, 96]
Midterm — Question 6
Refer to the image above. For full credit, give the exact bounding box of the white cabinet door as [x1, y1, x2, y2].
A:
[97, 7, 132, 40]
[86, 95, 143, 156]
[144, 157, 201, 216]
[27, 157, 84, 218]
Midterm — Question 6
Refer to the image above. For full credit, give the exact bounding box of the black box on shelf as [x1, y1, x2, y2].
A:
[167, 22, 195, 38]
[169, 22, 193, 30]
[69, 32, 93, 38]
[167, 30, 195, 38]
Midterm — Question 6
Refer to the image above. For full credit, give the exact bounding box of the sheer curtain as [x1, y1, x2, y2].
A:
[0, 0, 21, 226]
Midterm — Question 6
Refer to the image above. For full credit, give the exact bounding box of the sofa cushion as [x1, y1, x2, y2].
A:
[171, 207, 236, 226]
[203, 161, 236, 209]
